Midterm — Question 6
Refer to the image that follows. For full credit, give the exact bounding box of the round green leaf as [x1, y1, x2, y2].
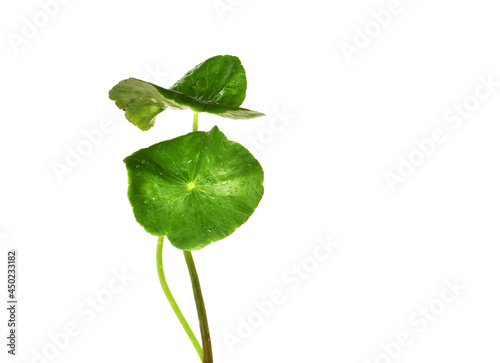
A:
[124, 126, 264, 250]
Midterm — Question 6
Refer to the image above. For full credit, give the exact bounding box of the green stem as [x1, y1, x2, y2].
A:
[156, 236, 203, 361]
[184, 251, 213, 363]
[193, 111, 199, 132]
[187, 110, 213, 362]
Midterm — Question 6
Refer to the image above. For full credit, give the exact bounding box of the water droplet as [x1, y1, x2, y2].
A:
[207, 229, 211, 233]
[144, 199, 150, 204]
[188, 160, 192, 163]
[221, 181, 228, 185]
[141, 159, 146, 164]
[240, 182, 245, 186]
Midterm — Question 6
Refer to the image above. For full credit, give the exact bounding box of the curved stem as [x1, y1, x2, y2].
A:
[156, 236, 203, 361]
[184, 251, 213, 363]
[193, 111, 199, 132]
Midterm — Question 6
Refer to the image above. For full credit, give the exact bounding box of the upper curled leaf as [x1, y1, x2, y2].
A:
[170, 55, 247, 107]
[109, 55, 264, 131]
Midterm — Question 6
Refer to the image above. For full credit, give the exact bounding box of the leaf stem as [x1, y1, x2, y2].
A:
[193, 111, 199, 132]
[156, 236, 203, 361]
[188, 111, 213, 362]
[184, 251, 213, 363]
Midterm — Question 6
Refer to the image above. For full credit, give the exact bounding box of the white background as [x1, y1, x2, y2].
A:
[1, 0, 500, 362]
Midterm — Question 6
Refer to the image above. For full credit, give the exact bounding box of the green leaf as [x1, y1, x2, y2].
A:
[124, 126, 264, 250]
[171, 55, 247, 107]
[109, 55, 264, 131]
